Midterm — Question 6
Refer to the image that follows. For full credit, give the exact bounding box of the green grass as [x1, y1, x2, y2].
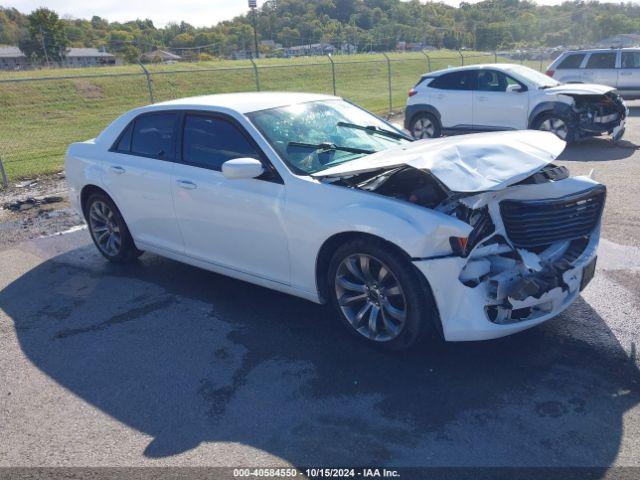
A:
[0, 50, 538, 180]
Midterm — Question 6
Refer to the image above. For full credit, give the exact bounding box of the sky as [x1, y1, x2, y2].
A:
[5, 0, 637, 28]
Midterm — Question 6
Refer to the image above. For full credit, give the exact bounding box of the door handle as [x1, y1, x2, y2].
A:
[620, 72, 632, 76]
[177, 180, 198, 190]
[434, 94, 445, 99]
[476, 96, 488, 101]
[110, 166, 125, 174]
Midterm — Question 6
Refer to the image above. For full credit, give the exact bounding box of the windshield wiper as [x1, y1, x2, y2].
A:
[287, 141, 375, 155]
[337, 121, 412, 140]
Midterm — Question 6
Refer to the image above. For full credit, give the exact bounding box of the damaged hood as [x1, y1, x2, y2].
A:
[313, 130, 566, 193]
[543, 83, 616, 96]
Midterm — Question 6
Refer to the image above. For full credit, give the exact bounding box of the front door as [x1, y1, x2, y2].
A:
[171, 112, 290, 285]
[472, 69, 528, 130]
[618, 51, 640, 98]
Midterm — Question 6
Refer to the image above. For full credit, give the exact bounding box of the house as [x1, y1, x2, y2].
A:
[0, 46, 28, 70]
[141, 49, 182, 63]
[64, 48, 116, 68]
[284, 42, 335, 57]
[595, 34, 640, 48]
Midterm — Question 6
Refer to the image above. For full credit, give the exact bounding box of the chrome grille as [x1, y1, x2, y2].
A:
[500, 185, 606, 248]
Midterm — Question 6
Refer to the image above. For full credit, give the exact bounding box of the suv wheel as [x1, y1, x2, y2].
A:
[328, 239, 436, 350]
[534, 113, 575, 143]
[410, 112, 441, 139]
[85, 193, 142, 263]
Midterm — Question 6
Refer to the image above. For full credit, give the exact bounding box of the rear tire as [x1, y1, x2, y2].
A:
[327, 238, 437, 351]
[409, 112, 441, 139]
[85, 193, 143, 263]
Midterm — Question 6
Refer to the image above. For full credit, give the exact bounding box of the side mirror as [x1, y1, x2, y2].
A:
[507, 84, 526, 93]
[221, 158, 265, 180]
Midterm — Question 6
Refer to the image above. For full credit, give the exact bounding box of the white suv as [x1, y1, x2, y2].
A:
[405, 63, 626, 142]
[547, 48, 640, 99]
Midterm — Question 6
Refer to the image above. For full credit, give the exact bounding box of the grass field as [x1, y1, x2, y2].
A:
[0, 50, 545, 180]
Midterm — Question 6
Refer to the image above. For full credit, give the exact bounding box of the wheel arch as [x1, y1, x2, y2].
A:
[80, 184, 114, 219]
[404, 104, 441, 130]
[528, 101, 575, 128]
[315, 232, 413, 304]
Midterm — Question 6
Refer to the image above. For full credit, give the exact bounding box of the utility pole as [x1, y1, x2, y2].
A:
[38, 26, 50, 67]
[248, 0, 259, 59]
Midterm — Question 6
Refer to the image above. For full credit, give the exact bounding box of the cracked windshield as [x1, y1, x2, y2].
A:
[248, 99, 411, 174]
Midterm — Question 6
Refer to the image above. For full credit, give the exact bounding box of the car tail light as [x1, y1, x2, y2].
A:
[545, 69, 555, 77]
[408, 88, 417, 97]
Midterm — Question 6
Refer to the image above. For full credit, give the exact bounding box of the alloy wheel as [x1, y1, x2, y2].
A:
[89, 200, 121, 257]
[334, 254, 407, 342]
[539, 117, 568, 140]
[412, 117, 435, 139]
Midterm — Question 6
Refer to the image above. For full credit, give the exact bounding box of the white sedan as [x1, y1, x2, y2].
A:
[65, 92, 604, 350]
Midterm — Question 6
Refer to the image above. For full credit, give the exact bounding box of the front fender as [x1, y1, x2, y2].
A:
[326, 201, 472, 258]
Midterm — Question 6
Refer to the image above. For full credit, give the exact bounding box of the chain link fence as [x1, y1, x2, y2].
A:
[0, 50, 551, 183]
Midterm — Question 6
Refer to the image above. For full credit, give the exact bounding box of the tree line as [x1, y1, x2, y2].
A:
[1, 0, 640, 64]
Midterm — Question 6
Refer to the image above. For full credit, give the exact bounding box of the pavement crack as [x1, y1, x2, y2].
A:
[53, 296, 175, 339]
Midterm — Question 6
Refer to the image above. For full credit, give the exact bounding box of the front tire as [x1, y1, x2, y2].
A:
[327, 239, 436, 350]
[409, 112, 441, 139]
[533, 113, 575, 143]
[85, 193, 142, 263]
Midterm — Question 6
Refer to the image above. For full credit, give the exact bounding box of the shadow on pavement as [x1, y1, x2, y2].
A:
[559, 138, 637, 162]
[2, 241, 639, 466]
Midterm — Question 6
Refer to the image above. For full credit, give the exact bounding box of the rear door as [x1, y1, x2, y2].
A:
[618, 50, 640, 98]
[427, 70, 476, 129]
[472, 69, 528, 130]
[103, 111, 184, 253]
[582, 51, 618, 87]
[552, 53, 586, 83]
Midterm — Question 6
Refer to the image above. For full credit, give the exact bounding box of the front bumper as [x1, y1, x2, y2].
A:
[414, 229, 599, 342]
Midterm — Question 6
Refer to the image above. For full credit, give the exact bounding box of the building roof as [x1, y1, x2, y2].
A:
[0, 46, 26, 58]
[154, 92, 338, 114]
[66, 48, 114, 58]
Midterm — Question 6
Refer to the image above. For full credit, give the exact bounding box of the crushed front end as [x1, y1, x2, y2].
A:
[568, 91, 627, 141]
[413, 171, 605, 341]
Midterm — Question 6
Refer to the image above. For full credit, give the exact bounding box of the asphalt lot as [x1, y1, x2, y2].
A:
[1, 105, 640, 471]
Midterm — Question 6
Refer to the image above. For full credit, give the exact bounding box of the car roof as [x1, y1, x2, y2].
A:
[154, 91, 339, 114]
[423, 63, 525, 77]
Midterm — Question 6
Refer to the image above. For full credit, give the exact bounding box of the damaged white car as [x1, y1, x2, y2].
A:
[65, 93, 604, 350]
[406, 64, 627, 143]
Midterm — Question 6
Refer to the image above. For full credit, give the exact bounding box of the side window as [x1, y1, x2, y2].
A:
[621, 52, 640, 68]
[429, 71, 476, 90]
[182, 115, 261, 171]
[585, 52, 616, 69]
[477, 70, 508, 92]
[114, 122, 133, 152]
[130, 113, 177, 159]
[557, 54, 585, 69]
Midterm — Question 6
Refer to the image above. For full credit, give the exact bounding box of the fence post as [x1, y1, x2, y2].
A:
[382, 52, 392, 116]
[539, 54, 543, 72]
[420, 50, 431, 72]
[0, 156, 8, 189]
[137, 62, 155, 104]
[458, 50, 464, 66]
[326, 54, 336, 95]
[494, 50, 498, 63]
[249, 57, 261, 91]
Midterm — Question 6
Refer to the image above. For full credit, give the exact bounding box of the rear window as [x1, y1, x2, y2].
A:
[557, 54, 585, 69]
[586, 52, 616, 69]
[130, 113, 177, 160]
[429, 71, 476, 90]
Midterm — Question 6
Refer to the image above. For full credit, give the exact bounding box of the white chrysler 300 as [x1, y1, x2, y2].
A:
[65, 92, 604, 350]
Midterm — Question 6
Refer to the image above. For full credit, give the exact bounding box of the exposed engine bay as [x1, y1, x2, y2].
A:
[564, 91, 626, 139]
[328, 162, 604, 327]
